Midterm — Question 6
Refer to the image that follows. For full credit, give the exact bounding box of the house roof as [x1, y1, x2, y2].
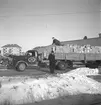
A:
[2, 44, 21, 48]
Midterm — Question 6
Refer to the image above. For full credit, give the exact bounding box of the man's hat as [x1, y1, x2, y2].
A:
[51, 50, 54, 53]
[52, 37, 55, 39]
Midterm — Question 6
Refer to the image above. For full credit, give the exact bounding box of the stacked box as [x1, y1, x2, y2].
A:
[79, 46, 84, 53]
[63, 46, 71, 53]
[69, 44, 73, 53]
[98, 47, 101, 53]
[43, 44, 101, 57]
[43, 50, 47, 58]
[86, 45, 91, 53]
[90, 46, 95, 53]
[62, 46, 67, 53]
[59, 46, 63, 53]
[73, 45, 79, 53]
[97, 46, 101, 53]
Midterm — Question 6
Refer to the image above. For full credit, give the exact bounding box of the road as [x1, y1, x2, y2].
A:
[0, 67, 101, 105]
[0, 66, 71, 77]
[0, 67, 48, 76]
[0, 66, 101, 84]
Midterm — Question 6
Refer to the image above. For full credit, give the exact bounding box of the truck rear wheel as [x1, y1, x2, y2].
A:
[98, 63, 101, 73]
[58, 61, 67, 70]
[66, 61, 73, 68]
[17, 62, 26, 72]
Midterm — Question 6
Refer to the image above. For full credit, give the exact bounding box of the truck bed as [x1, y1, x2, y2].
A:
[55, 53, 101, 61]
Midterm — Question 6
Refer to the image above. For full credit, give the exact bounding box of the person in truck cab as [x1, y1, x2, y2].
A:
[48, 50, 55, 74]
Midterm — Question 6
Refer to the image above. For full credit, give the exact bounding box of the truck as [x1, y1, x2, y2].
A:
[35, 36, 101, 70]
[4, 45, 101, 72]
[5, 50, 39, 71]
[37, 44, 101, 70]
[3, 36, 101, 71]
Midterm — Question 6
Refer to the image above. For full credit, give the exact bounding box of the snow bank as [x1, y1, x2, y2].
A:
[0, 68, 100, 105]
[68, 67, 99, 75]
[0, 67, 99, 82]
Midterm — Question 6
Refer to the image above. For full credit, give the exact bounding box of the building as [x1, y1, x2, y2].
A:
[2, 44, 22, 55]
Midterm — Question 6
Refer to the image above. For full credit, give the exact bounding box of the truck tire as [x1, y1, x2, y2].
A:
[66, 61, 73, 68]
[58, 61, 67, 70]
[16, 62, 26, 72]
[98, 63, 101, 73]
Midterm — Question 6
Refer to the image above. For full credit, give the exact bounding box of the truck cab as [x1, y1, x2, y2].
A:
[7, 50, 39, 71]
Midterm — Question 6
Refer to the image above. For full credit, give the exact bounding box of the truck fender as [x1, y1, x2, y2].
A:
[15, 60, 28, 67]
[55, 60, 60, 66]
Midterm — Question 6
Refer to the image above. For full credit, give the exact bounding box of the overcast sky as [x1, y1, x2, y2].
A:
[0, 0, 100, 51]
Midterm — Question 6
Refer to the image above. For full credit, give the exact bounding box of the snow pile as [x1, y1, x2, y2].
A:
[68, 67, 99, 75]
[0, 68, 100, 105]
[0, 76, 32, 82]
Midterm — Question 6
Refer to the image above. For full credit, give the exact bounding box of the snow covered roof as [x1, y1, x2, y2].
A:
[2, 44, 21, 48]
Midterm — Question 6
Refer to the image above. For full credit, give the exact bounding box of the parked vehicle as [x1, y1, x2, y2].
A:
[37, 36, 101, 70]
[39, 46, 101, 70]
[6, 50, 39, 71]
[4, 36, 101, 71]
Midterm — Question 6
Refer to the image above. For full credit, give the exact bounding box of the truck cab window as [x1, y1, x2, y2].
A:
[28, 52, 32, 56]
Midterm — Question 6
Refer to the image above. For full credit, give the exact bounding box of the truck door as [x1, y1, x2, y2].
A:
[27, 51, 38, 66]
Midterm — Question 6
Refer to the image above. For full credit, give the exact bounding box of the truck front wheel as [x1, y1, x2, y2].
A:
[16, 62, 26, 72]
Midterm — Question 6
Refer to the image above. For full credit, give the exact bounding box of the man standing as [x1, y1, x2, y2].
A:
[48, 51, 55, 74]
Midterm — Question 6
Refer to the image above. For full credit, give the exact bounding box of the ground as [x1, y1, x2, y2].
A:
[0, 66, 101, 105]
[21, 94, 101, 105]
[0, 66, 71, 76]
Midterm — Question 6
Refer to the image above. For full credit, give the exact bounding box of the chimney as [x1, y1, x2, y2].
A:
[99, 33, 101, 38]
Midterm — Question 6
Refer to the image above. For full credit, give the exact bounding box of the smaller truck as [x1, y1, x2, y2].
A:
[6, 50, 39, 71]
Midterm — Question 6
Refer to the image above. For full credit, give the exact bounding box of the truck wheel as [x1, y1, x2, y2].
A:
[17, 62, 26, 72]
[98, 63, 101, 73]
[58, 61, 67, 70]
[66, 61, 73, 68]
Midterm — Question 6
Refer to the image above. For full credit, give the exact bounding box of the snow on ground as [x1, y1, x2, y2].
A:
[67, 67, 99, 75]
[0, 67, 101, 105]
